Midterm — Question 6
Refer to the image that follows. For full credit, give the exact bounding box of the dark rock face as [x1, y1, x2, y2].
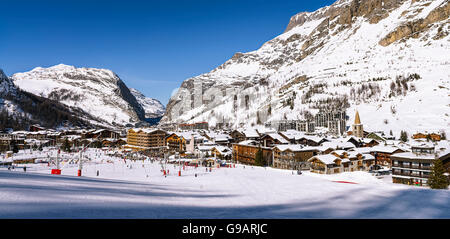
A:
[115, 78, 146, 121]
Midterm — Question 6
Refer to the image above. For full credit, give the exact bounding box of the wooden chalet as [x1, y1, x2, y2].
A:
[272, 145, 319, 170]
[232, 140, 272, 166]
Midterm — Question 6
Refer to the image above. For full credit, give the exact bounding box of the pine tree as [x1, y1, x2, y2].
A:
[428, 159, 449, 189]
[400, 130, 408, 142]
[254, 147, 265, 166]
[440, 132, 446, 140]
[62, 138, 71, 152]
[11, 141, 19, 153]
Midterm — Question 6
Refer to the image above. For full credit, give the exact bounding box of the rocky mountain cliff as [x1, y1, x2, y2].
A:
[11, 64, 148, 127]
[129, 88, 166, 119]
[161, 0, 449, 136]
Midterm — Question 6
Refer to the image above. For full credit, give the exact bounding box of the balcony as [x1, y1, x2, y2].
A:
[311, 166, 325, 171]
[392, 172, 430, 178]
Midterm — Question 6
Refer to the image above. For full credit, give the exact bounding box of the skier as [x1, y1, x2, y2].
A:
[195, 173, 197, 177]
[23, 166, 26, 172]
[96, 170, 99, 176]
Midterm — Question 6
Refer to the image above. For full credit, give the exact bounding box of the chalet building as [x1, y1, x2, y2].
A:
[308, 154, 342, 174]
[278, 131, 297, 144]
[196, 144, 216, 157]
[232, 140, 272, 165]
[412, 132, 442, 141]
[242, 129, 260, 141]
[308, 151, 375, 174]
[298, 135, 328, 146]
[347, 137, 379, 148]
[102, 138, 127, 147]
[211, 146, 232, 160]
[391, 143, 450, 186]
[260, 133, 290, 147]
[370, 146, 405, 167]
[125, 128, 168, 151]
[29, 124, 46, 132]
[84, 129, 120, 139]
[230, 130, 246, 143]
[202, 132, 232, 146]
[331, 150, 375, 172]
[25, 131, 46, 140]
[165, 133, 187, 153]
[322, 140, 355, 151]
[366, 132, 387, 142]
[272, 145, 319, 170]
[165, 132, 206, 154]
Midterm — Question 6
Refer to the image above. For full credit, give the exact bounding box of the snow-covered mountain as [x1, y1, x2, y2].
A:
[12, 64, 147, 127]
[1, 68, 102, 129]
[129, 88, 165, 119]
[161, 0, 450, 136]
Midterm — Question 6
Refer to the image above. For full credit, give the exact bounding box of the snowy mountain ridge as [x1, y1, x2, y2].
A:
[1, 68, 106, 129]
[11, 64, 150, 127]
[161, 0, 450, 136]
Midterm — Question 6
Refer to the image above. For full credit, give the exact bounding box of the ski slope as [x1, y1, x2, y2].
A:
[0, 149, 448, 218]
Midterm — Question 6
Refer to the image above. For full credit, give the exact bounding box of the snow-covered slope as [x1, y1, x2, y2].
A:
[12, 64, 146, 127]
[161, 0, 450, 136]
[129, 88, 165, 119]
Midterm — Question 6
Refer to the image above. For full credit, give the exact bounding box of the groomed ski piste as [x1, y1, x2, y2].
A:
[0, 148, 449, 219]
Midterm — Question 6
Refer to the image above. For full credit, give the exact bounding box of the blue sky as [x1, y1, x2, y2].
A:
[1, 0, 335, 105]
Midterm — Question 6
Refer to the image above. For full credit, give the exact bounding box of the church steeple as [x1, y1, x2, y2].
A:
[354, 110, 361, 125]
[352, 110, 364, 138]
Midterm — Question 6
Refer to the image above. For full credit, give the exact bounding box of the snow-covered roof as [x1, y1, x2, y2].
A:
[235, 140, 259, 146]
[308, 154, 340, 165]
[212, 146, 232, 155]
[370, 145, 403, 154]
[362, 154, 375, 160]
[350, 147, 372, 154]
[197, 145, 216, 151]
[391, 152, 437, 160]
[242, 129, 260, 138]
[273, 144, 303, 152]
[300, 135, 324, 143]
[265, 133, 289, 144]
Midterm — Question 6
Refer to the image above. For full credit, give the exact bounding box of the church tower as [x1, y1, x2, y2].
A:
[352, 110, 364, 138]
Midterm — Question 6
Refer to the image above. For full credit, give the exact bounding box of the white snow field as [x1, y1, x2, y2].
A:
[0, 149, 448, 219]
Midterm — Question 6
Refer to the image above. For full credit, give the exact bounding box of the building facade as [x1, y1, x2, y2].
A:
[126, 128, 168, 151]
[391, 144, 450, 186]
